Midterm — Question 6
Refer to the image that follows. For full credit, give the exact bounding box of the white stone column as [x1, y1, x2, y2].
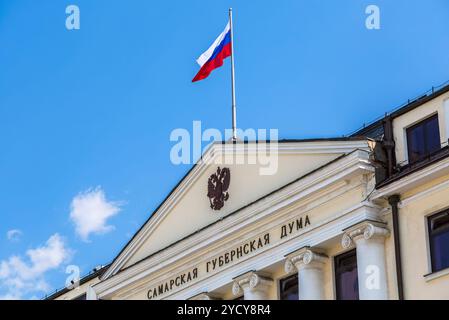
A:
[342, 221, 390, 300]
[285, 247, 328, 300]
[232, 271, 273, 300]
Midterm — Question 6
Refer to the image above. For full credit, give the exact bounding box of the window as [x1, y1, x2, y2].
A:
[73, 293, 87, 300]
[406, 114, 441, 164]
[334, 250, 359, 300]
[428, 210, 449, 272]
[279, 274, 298, 300]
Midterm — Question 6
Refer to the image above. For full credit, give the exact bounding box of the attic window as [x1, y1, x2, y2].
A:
[406, 114, 441, 164]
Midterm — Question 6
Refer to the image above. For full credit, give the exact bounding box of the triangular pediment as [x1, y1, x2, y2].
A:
[103, 139, 371, 278]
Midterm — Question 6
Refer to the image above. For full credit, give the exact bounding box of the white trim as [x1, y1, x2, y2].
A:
[424, 267, 449, 282]
[424, 211, 433, 276]
[96, 200, 379, 299]
[402, 126, 409, 165]
[398, 178, 449, 208]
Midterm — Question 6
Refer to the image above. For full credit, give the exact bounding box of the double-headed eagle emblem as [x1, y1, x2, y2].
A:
[207, 167, 231, 211]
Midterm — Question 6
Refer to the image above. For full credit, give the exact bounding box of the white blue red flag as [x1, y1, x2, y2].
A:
[192, 21, 232, 82]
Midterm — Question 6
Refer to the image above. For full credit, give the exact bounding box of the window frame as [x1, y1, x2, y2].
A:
[427, 209, 449, 273]
[278, 273, 298, 300]
[405, 113, 441, 164]
[334, 249, 359, 300]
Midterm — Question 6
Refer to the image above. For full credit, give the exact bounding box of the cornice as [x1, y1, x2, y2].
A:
[371, 155, 449, 200]
[167, 202, 381, 300]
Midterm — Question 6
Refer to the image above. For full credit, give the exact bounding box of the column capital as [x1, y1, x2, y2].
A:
[232, 271, 273, 296]
[284, 247, 328, 273]
[188, 292, 220, 300]
[342, 220, 389, 249]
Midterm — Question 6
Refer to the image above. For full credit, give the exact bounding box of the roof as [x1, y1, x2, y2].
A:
[44, 264, 109, 300]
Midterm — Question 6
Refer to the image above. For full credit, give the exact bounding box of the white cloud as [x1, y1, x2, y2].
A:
[70, 187, 121, 242]
[0, 234, 71, 300]
[0, 293, 21, 300]
[6, 229, 22, 242]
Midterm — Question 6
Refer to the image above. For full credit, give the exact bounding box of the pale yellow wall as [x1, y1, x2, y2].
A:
[399, 179, 449, 300]
[383, 211, 400, 300]
[389, 90, 449, 299]
[393, 92, 449, 165]
[402, 172, 449, 199]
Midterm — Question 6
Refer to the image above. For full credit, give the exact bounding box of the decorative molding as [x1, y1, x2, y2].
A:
[115, 202, 380, 300]
[96, 201, 380, 300]
[341, 221, 390, 249]
[232, 271, 273, 296]
[210, 141, 371, 156]
[284, 247, 327, 273]
[97, 201, 381, 299]
[398, 178, 449, 208]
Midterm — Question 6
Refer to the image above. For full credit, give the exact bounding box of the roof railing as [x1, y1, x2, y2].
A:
[347, 79, 449, 137]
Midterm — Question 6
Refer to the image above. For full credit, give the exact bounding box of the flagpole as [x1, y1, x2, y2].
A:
[229, 8, 237, 141]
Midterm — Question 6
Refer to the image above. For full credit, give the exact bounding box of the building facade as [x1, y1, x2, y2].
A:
[48, 84, 449, 300]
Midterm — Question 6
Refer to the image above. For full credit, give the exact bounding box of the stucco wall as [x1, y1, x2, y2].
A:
[399, 176, 449, 299]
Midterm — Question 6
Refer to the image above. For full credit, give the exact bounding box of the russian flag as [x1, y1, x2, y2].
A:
[192, 21, 231, 82]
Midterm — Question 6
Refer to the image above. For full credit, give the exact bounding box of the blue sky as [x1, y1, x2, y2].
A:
[1, 0, 449, 299]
